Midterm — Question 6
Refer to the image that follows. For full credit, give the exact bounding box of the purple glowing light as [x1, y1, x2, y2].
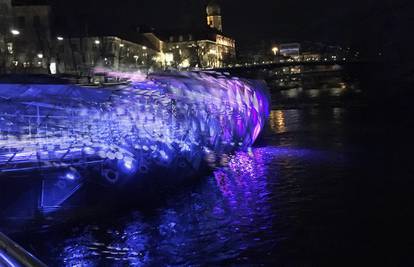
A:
[0, 71, 270, 182]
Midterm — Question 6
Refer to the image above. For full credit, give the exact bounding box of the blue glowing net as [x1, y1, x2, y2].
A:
[0, 72, 270, 181]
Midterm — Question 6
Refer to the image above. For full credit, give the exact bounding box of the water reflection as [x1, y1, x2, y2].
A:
[280, 87, 303, 98]
[269, 110, 286, 133]
[60, 230, 100, 266]
[46, 148, 277, 266]
[306, 89, 320, 98]
[59, 218, 151, 266]
[268, 110, 302, 135]
[46, 145, 341, 266]
[270, 67, 359, 106]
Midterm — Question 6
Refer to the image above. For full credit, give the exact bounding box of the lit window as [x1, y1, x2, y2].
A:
[7, 43, 13, 54]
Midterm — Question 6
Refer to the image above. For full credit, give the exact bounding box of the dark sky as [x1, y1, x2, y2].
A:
[49, 0, 413, 55]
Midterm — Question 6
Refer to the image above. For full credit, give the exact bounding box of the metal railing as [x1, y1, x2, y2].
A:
[0, 232, 47, 267]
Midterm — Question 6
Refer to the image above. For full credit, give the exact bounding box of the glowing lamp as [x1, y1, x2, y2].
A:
[65, 173, 76, 180]
[10, 29, 20, 35]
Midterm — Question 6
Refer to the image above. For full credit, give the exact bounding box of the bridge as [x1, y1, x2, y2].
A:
[210, 59, 363, 74]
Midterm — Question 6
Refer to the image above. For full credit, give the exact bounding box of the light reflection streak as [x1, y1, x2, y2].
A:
[269, 110, 286, 133]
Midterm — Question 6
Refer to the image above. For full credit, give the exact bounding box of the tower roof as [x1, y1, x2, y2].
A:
[206, 0, 221, 16]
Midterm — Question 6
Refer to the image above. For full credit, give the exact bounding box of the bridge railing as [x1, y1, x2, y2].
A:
[0, 232, 47, 267]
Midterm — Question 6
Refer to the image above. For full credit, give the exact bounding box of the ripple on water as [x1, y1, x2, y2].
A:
[38, 142, 349, 266]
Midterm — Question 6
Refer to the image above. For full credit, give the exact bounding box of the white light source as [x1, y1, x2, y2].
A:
[57, 36, 64, 41]
[37, 53, 43, 59]
[49, 62, 57, 74]
[124, 160, 133, 170]
[180, 59, 190, 68]
[10, 29, 20, 35]
[65, 172, 76, 180]
[119, 43, 124, 47]
[272, 46, 279, 55]
[142, 46, 147, 50]
[94, 40, 100, 45]
[165, 53, 173, 64]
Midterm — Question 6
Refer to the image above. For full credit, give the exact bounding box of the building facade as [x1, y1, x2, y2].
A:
[279, 43, 301, 58]
[160, 31, 235, 69]
[1, 0, 236, 74]
[139, 0, 236, 69]
[11, 3, 52, 72]
[0, 0, 13, 73]
[0, 1, 52, 73]
[55, 36, 161, 75]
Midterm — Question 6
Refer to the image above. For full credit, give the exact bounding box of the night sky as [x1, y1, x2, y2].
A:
[35, 0, 414, 56]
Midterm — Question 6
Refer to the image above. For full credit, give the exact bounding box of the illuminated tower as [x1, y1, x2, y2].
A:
[206, 0, 222, 32]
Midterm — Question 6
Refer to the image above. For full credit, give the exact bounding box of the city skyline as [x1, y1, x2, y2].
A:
[48, 0, 411, 56]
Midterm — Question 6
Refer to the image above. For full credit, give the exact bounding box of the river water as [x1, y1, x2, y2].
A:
[10, 66, 414, 266]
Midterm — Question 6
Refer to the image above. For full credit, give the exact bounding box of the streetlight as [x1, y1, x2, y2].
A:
[133, 55, 139, 66]
[10, 29, 20, 36]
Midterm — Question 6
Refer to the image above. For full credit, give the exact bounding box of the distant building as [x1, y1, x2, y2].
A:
[301, 52, 321, 62]
[11, 2, 52, 72]
[279, 43, 301, 58]
[0, 0, 52, 73]
[138, 0, 236, 69]
[1, 0, 236, 74]
[0, 0, 13, 72]
[59, 0, 236, 71]
[142, 30, 235, 69]
[55, 36, 161, 75]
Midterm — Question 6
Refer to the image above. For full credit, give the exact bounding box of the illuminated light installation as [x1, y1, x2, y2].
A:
[0, 71, 269, 211]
